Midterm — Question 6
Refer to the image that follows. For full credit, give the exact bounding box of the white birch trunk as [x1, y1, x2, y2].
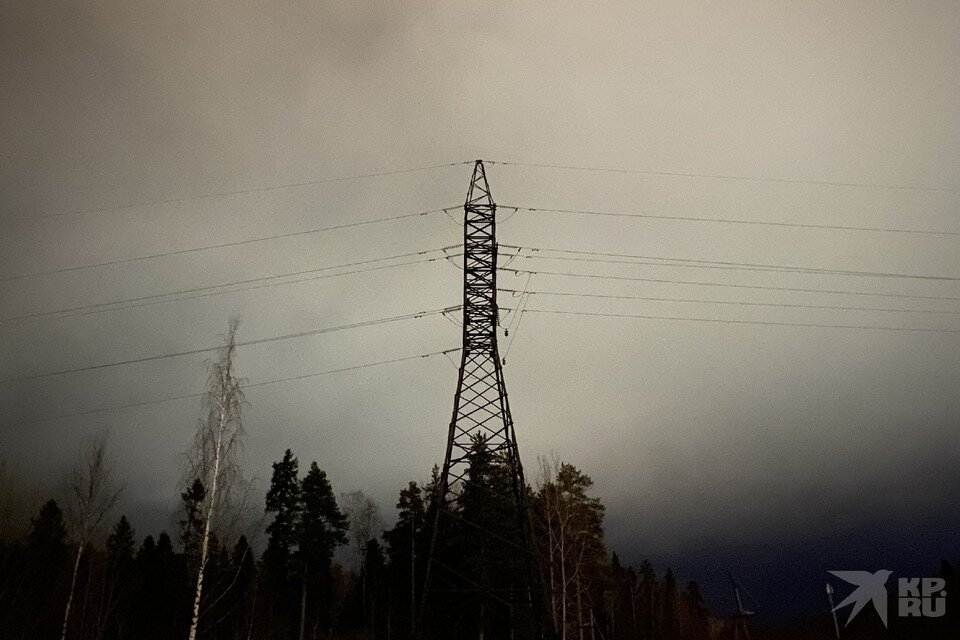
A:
[186, 398, 226, 640]
[60, 539, 85, 640]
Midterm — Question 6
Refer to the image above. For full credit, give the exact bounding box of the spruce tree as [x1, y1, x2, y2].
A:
[262, 449, 302, 639]
[22, 500, 69, 638]
[264, 450, 301, 570]
[27, 499, 68, 556]
[104, 516, 136, 637]
[107, 515, 136, 563]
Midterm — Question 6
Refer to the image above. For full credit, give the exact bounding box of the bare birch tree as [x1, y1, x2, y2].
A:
[61, 434, 123, 640]
[341, 490, 382, 628]
[185, 318, 246, 640]
[342, 491, 382, 567]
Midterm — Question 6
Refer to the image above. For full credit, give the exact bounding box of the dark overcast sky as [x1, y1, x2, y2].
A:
[2, 0, 958, 621]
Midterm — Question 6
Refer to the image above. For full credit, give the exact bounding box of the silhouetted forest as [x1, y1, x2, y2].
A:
[0, 443, 731, 640]
[1, 324, 954, 640]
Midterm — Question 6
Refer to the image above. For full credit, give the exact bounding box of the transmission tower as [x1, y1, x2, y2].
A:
[419, 160, 552, 640]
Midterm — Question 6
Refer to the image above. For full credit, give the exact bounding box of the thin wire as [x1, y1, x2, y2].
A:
[1, 205, 456, 283]
[443, 246, 521, 271]
[499, 288, 960, 316]
[499, 249, 521, 269]
[243, 348, 461, 390]
[502, 267, 960, 303]
[523, 308, 960, 334]
[1, 248, 462, 325]
[442, 206, 463, 226]
[497, 206, 521, 224]
[503, 293, 531, 359]
[441, 308, 463, 328]
[443, 350, 461, 369]
[501, 272, 533, 331]
[10, 161, 473, 225]
[504, 205, 960, 238]
[442, 245, 463, 271]
[487, 160, 958, 193]
[503, 245, 960, 282]
[2, 348, 461, 427]
[0, 306, 460, 384]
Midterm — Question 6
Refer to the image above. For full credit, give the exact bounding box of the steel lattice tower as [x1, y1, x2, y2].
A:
[420, 160, 552, 640]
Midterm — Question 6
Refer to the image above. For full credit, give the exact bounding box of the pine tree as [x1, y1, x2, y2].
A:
[534, 458, 607, 640]
[383, 480, 427, 639]
[297, 461, 348, 640]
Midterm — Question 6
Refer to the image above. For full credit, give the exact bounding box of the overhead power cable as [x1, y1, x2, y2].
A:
[499, 288, 960, 316]
[486, 160, 958, 193]
[504, 206, 960, 238]
[502, 267, 960, 303]
[502, 245, 960, 282]
[522, 308, 960, 335]
[1, 205, 457, 283]
[2, 247, 462, 325]
[0, 306, 460, 384]
[502, 292, 531, 360]
[11, 161, 472, 225]
[2, 348, 461, 427]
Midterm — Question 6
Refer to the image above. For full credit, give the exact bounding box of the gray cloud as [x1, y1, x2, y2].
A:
[2, 0, 958, 616]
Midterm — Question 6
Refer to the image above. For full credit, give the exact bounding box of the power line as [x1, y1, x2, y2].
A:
[486, 160, 959, 193]
[9, 161, 472, 225]
[504, 205, 960, 238]
[500, 272, 533, 331]
[1, 205, 457, 283]
[522, 308, 960, 334]
[502, 292, 531, 360]
[1, 248, 462, 325]
[502, 267, 960, 303]
[2, 348, 460, 427]
[499, 288, 960, 316]
[0, 306, 460, 384]
[503, 245, 960, 282]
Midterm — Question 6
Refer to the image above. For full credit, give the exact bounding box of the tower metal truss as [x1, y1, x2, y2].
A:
[420, 160, 552, 640]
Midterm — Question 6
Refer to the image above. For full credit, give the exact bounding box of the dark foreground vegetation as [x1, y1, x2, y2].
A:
[0, 446, 727, 640]
[1, 322, 955, 639]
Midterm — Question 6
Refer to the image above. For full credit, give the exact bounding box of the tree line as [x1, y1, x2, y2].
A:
[0, 451, 722, 640]
[0, 320, 726, 640]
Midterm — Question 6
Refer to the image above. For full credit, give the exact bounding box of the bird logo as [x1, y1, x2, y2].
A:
[829, 570, 893, 627]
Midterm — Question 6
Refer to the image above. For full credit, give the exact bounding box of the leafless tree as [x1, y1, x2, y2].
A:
[342, 491, 382, 565]
[185, 318, 246, 640]
[341, 490, 382, 628]
[61, 434, 123, 640]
